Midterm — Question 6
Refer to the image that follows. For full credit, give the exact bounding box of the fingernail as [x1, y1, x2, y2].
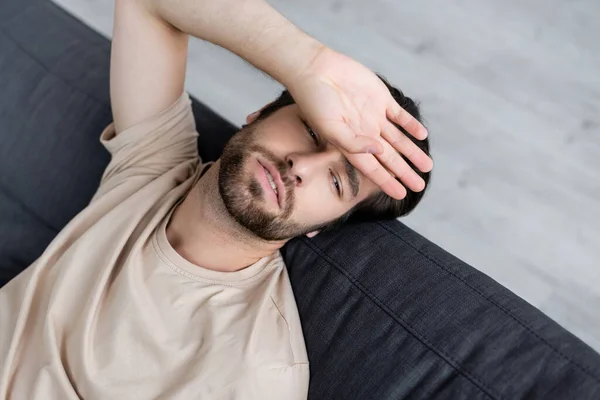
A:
[367, 147, 378, 154]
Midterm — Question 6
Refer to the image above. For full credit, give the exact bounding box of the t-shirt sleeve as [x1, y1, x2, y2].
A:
[93, 91, 199, 200]
[252, 363, 310, 400]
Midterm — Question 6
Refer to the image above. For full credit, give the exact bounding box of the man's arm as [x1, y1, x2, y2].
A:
[113, 0, 432, 198]
[111, 0, 188, 134]
[111, 0, 322, 134]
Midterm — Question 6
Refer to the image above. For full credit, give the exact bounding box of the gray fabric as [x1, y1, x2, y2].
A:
[283, 223, 600, 399]
[1, 0, 599, 398]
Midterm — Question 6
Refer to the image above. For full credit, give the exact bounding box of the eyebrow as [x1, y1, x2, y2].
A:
[341, 154, 360, 199]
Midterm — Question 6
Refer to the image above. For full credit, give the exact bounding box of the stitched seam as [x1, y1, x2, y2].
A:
[0, 3, 36, 24]
[270, 295, 297, 362]
[0, 4, 110, 106]
[300, 235, 502, 400]
[151, 233, 273, 286]
[375, 220, 600, 384]
[0, 182, 59, 234]
[151, 234, 231, 285]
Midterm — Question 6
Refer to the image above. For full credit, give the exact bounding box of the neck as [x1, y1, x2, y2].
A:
[166, 160, 285, 272]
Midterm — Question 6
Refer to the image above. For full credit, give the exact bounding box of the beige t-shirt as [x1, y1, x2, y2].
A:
[0, 92, 309, 400]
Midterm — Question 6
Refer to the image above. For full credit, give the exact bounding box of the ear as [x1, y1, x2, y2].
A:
[246, 111, 260, 124]
[305, 230, 320, 238]
[246, 100, 280, 125]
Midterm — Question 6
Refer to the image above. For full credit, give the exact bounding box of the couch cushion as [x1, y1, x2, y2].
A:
[1, 0, 599, 399]
[0, 0, 237, 280]
[282, 222, 600, 399]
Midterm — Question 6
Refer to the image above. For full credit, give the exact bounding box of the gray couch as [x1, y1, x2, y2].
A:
[1, 0, 599, 398]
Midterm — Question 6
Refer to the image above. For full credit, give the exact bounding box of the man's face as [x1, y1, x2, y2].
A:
[218, 104, 379, 241]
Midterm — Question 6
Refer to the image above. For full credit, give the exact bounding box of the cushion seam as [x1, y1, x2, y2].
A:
[0, 3, 110, 106]
[376, 220, 600, 385]
[0, 182, 59, 234]
[0, 3, 36, 25]
[299, 235, 501, 400]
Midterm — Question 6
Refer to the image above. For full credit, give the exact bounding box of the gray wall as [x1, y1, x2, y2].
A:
[53, 0, 600, 351]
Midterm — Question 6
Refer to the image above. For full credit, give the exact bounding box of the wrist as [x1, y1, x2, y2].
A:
[231, 15, 326, 90]
[193, 0, 326, 89]
[275, 34, 327, 90]
[150, 0, 327, 89]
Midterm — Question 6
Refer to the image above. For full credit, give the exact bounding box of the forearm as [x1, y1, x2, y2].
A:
[148, 0, 325, 88]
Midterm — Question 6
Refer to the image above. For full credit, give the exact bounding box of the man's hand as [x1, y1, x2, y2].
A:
[118, 0, 431, 200]
[288, 48, 434, 200]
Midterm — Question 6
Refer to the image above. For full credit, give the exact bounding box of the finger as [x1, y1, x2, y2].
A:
[329, 125, 383, 154]
[375, 139, 426, 192]
[387, 101, 428, 140]
[348, 153, 408, 200]
[381, 122, 433, 173]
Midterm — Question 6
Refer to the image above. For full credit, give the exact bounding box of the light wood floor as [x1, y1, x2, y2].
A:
[53, 0, 600, 352]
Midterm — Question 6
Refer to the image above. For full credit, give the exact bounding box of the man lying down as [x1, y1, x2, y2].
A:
[0, 0, 433, 398]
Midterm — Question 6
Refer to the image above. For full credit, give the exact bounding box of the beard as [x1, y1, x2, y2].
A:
[218, 124, 327, 241]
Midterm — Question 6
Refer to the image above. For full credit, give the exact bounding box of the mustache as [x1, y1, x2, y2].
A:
[246, 145, 295, 216]
[247, 144, 291, 186]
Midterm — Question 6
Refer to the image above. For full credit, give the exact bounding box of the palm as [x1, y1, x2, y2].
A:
[288, 49, 433, 200]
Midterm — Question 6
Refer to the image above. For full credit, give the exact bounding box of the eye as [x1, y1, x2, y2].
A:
[308, 129, 319, 145]
[331, 170, 342, 197]
[302, 120, 319, 146]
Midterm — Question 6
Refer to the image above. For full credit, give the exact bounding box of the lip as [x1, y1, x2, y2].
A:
[257, 158, 284, 209]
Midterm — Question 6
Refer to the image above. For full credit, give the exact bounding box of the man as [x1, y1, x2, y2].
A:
[0, 0, 433, 398]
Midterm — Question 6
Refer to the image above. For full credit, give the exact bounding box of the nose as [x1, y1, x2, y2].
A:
[285, 150, 340, 187]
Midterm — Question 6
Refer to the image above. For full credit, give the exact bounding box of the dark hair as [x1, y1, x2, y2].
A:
[255, 75, 432, 233]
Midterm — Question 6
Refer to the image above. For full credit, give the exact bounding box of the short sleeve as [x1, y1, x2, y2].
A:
[94, 92, 199, 199]
[250, 363, 310, 400]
